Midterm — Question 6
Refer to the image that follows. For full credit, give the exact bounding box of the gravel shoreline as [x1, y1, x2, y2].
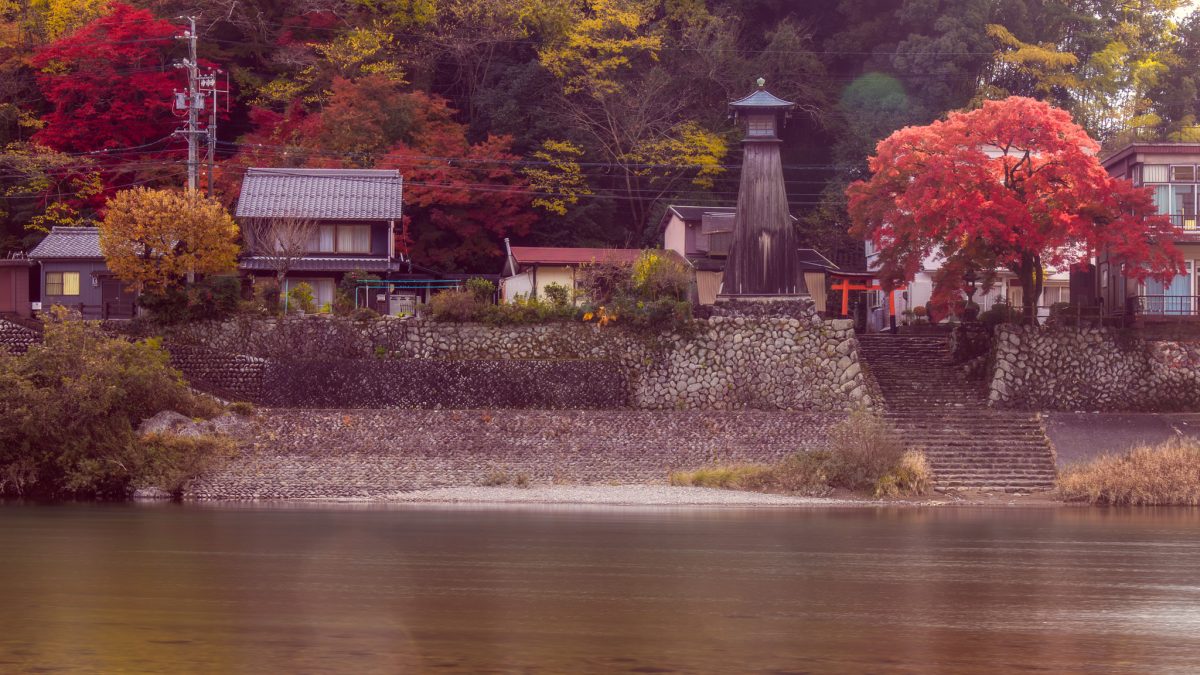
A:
[383, 485, 863, 506]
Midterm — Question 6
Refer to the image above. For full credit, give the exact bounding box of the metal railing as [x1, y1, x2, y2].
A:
[1158, 214, 1200, 232]
[1129, 295, 1200, 317]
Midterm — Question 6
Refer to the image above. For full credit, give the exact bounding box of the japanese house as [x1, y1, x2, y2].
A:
[27, 227, 136, 319]
[235, 168, 405, 309]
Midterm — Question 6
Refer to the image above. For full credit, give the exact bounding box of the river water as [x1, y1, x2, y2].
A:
[2, 504, 1199, 673]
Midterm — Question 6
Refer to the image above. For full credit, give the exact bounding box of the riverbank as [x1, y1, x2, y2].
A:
[179, 408, 1073, 504]
[185, 408, 842, 500]
[380, 485, 1060, 507]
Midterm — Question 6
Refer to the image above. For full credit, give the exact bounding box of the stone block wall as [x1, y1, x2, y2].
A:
[0, 318, 38, 354]
[988, 325, 1200, 411]
[167, 344, 267, 402]
[165, 313, 872, 412]
[258, 358, 628, 409]
[189, 409, 842, 499]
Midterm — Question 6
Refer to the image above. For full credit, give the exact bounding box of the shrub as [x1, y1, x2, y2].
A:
[481, 294, 576, 325]
[132, 433, 237, 498]
[824, 409, 908, 490]
[979, 302, 1022, 329]
[332, 291, 357, 316]
[338, 269, 381, 302]
[257, 280, 282, 315]
[137, 275, 243, 324]
[576, 261, 632, 305]
[542, 282, 571, 307]
[613, 298, 692, 334]
[874, 450, 932, 497]
[430, 289, 484, 322]
[287, 282, 316, 313]
[466, 277, 497, 303]
[0, 313, 224, 499]
[631, 250, 690, 301]
[227, 401, 256, 417]
[1057, 439, 1200, 505]
[670, 411, 923, 497]
[351, 307, 381, 322]
[670, 451, 834, 495]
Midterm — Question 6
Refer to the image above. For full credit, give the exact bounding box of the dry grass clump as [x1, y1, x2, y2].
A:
[875, 450, 933, 497]
[671, 411, 932, 498]
[1057, 438, 1200, 506]
[670, 452, 834, 495]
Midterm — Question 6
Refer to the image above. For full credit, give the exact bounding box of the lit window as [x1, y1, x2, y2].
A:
[747, 117, 775, 137]
[1143, 164, 1169, 182]
[337, 225, 371, 254]
[46, 271, 80, 296]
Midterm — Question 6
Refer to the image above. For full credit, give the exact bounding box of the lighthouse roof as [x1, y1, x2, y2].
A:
[730, 82, 795, 110]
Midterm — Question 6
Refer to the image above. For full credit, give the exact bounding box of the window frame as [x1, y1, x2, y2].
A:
[746, 117, 775, 138]
[45, 271, 80, 296]
[307, 224, 373, 255]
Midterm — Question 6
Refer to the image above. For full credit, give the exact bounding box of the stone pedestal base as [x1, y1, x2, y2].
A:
[706, 294, 817, 320]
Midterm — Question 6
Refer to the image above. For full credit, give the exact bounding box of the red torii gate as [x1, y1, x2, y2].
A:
[828, 271, 907, 327]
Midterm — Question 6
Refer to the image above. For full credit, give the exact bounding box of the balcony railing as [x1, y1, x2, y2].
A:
[1129, 295, 1200, 317]
[1160, 214, 1200, 231]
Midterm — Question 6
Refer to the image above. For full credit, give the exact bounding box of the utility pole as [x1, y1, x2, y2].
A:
[174, 16, 201, 193]
[173, 19, 227, 198]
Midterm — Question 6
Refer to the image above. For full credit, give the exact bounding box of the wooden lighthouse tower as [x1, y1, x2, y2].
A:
[720, 79, 807, 299]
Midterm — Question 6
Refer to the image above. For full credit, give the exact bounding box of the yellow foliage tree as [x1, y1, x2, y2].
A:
[100, 188, 240, 295]
[622, 121, 727, 190]
[522, 140, 592, 215]
[538, 0, 662, 95]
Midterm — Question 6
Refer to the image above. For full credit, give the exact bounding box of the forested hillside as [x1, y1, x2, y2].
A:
[1, 0, 1196, 272]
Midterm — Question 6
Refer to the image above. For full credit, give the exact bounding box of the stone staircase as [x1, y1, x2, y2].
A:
[856, 334, 1057, 492]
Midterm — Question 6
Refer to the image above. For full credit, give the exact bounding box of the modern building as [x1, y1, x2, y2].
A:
[27, 227, 136, 319]
[1100, 143, 1200, 318]
[235, 168, 405, 309]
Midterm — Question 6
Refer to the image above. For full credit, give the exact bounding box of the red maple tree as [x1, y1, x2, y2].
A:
[847, 96, 1183, 324]
[32, 3, 180, 154]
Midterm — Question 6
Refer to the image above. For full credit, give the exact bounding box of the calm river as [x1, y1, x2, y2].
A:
[2, 504, 1199, 673]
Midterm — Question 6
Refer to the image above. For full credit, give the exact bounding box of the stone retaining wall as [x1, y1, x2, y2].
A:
[259, 358, 627, 409]
[0, 318, 38, 354]
[167, 344, 267, 402]
[988, 325, 1200, 411]
[165, 313, 872, 412]
[187, 409, 841, 499]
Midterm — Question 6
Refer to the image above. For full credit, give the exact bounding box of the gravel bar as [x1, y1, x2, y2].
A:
[384, 485, 862, 506]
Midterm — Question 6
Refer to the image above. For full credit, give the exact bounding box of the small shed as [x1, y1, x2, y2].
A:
[0, 256, 34, 318]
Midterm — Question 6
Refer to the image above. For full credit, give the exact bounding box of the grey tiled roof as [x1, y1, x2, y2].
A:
[28, 227, 103, 260]
[730, 87, 795, 110]
[236, 168, 403, 221]
[239, 256, 393, 273]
